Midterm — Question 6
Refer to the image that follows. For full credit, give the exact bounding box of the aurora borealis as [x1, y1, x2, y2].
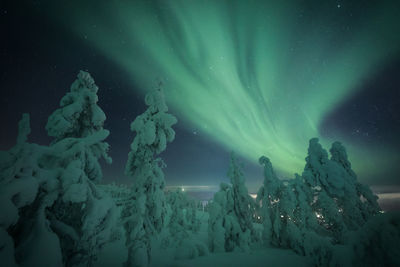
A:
[52, 0, 400, 180]
[1, 0, 400, 194]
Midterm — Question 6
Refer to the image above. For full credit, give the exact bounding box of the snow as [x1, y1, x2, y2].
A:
[97, 209, 311, 267]
[16, 209, 63, 267]
[169, 247, 312, 267]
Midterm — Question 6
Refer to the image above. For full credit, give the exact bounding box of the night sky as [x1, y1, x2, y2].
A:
[1, 0, 400, 206]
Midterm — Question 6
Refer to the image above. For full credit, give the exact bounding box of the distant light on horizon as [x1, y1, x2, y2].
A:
[165, 185, 218, 192]
[377, 192, 400, 211]
[250, 193, 257, 199]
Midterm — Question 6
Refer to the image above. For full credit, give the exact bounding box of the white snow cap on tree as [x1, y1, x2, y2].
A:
[125, 85, 177, 179]
[127, 86, 177, 166]
[45, 71, 111, 164]
[46, 71, 105, 140]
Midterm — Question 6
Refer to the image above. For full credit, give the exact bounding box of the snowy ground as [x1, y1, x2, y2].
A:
[98, 240, 310, 267]
[167, 248, 311, 267]
[96, 210, 311, 267]
[98, 242, 310, 267]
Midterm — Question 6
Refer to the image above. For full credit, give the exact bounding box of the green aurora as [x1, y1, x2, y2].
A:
[51, 0, 400, 182]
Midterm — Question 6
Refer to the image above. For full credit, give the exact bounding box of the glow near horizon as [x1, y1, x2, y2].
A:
[60, 0, 399, 180]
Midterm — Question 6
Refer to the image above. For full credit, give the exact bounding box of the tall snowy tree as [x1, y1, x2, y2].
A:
[329, 141, 380, 226]
[46, 70, 112, 181]
[256, 156, 282, 246]
[208, 183, 236, 252]
[123, 84, 177, 267]
[301, 138, 347, 241]
[302, 138, 380, 243]
[44, 71, 117, 266]
[208, 153, 256, 252]
[255, 152, 333, 266]
[228, 153, 256, 245]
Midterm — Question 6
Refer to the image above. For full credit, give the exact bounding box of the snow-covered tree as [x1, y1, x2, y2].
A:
[123, 85, 177, 266]
[46, 70, 112, 181]
[0, 114, 63, 267]
[0, 72, 118, 266]
[208, 153, 256, 252]
[43, 71, 117, 266]
[256, 156, 283, 246]
[45, 134, 118, 267]
[302, 138, 380, 243]
[166, 189, 200, 234]
[208, 183, 236, 252]
[162, 189, 207, 260]
[329, 141, 380, 227]
[228, 153, 256, 244]
[301, 138, 348, 241]
[273, 138, 381, 265]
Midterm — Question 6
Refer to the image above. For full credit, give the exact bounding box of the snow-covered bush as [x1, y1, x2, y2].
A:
[161, 189, 206, 260]
[123, 85, 177, 266]
[347, 212, 400, 267]
[166, 189, 200, 234]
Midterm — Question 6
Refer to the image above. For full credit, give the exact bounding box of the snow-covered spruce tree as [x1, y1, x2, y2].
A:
[228, 153, 257, 245]
[256, 156, 283, 246]
[0, 114, 63, 267]
[208, 183, 235, 252]
[279, 138, 380, 266]
[302, 138, 348, 241]
[208, 153, 255, 252]
[329, 141, 380, 227]
[46, 70, 112, 181]
[256, 155, 328, 259]
[123, 85, 177, 267]
[302, 138, 380, 243]
[44, 71, 117, 266]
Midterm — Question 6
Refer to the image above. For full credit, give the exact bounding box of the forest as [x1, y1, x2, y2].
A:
[0, 71, 399, 267]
